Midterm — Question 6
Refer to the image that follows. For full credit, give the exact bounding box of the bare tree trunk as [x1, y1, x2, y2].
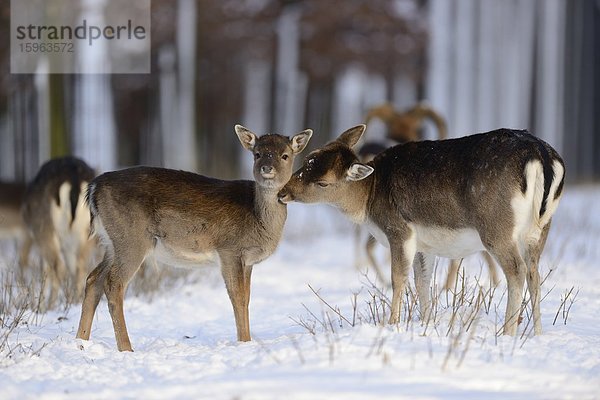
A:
[173, 0, 197, 171]
[49, 75, 68, 158]
[453, 0, 475, 136]
[274, 5, 303, 134]
[534, 0, 565, 152]
[305, 78, 333, 146]
[426, 0, 453, 135]
[241, 60, 272, 178]
[563, 0, 599, 180]
[474, 0, 496, 133]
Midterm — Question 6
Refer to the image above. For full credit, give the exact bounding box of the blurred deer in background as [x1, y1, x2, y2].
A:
[279, 125, 564, 336]
[21, 157, 97, 308]
[364, 102, 448, 143]
[76, 125, 312, 351]
[357, 103, 499, 289]
[0, 181, 31, 264]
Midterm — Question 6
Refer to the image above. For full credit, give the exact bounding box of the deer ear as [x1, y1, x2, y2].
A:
[346, 163, 374, 181]
[235, 125, 257, 151]
[337, 124, 366, 148]
[290, 129, 313, 154]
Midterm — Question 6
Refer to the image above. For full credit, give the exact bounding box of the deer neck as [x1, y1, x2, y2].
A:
[254, 183, 287, 236]
[338, 174, 374, 224]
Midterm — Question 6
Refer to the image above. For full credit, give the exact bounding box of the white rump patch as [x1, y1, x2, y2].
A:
[50, 181, 92, 272]
[511, 159, 564, 245]
[511, 160, 542, 244]
[539, 160, 564, 228]
[92, 214, 113, 255]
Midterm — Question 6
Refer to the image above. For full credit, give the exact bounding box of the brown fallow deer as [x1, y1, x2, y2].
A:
[76, 125, 312, 351]
[279, 125, 564, 336]
[21, 157, 97, 308]
[359, 103, 499, 289]
[364, 102, 448, 143]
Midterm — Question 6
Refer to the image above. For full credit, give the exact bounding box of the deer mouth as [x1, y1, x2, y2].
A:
[261, 172, 276, 179]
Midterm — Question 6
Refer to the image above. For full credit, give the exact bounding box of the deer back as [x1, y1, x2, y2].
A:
[369, 129, 564, 232]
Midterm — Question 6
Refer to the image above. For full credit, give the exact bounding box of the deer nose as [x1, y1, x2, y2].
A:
[261, 165, 274, 175]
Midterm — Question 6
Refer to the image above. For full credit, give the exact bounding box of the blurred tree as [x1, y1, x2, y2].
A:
[296, 0, 427, 145]
[0, 0, 9, 112]
[2, 0, 595, 182]
[192, 0, 427, 163]
[109, 0, 176, 168]
[48, 75, 69, 157]
[194, 0, 276, 177]
[299, 0, 426, 83]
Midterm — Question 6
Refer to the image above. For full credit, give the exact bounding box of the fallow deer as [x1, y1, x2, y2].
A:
[279, 125, 564, 335]
[360, 103, 499, 289]
[364, 102, 448, 143]
[76, 125, 312, 351]
[21, 157, 97, 307]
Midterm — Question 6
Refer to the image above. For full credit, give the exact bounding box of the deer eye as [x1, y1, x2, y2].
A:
[282, 154, 289, 161]
[317, 182, 329, 188]
[254, 152, 261, 159]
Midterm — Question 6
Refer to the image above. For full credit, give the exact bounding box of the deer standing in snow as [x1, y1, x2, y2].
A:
[76, 125, 312, 351]
[21, 157, 97, 307]
[359, 104, 499, 289]
[279, 125, 564, 335]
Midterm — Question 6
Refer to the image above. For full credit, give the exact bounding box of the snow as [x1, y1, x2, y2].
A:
[1, 186, 600, 399]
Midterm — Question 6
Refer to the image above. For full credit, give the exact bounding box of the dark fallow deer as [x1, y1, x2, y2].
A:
[76, 125, 312, 351]
[21, 157, 96, 307]
[279, 125, 564, 336]
[360, 103, 499, 290]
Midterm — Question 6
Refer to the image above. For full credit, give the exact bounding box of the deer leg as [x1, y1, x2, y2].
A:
[76, 257, 110, 341]
[242, 264, 253, 339]
[444, 259, 462, 291]
[47, 258, 66, 310]
[524, 251, 542, 335]
[388, 236, 415, 325]
[525, 221, 552, 335]
[104, 249, 145, 352]
[104, 271, 130, 352]
[38, 233, 66, 310]
[75, 238, 96, 299]
[18, 234, 32, 266]
[353, 225, 362, 270]
[221, 256, 252, 341]
[365, 235, 388, 285]
[17, 234, 33, 285]
[413, 253, 434, 321]
[483, 252, 500, 287]
[491, 245, 527, 336]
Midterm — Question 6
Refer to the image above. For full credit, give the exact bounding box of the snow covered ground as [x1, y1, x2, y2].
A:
[1, 185, 599, 399]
